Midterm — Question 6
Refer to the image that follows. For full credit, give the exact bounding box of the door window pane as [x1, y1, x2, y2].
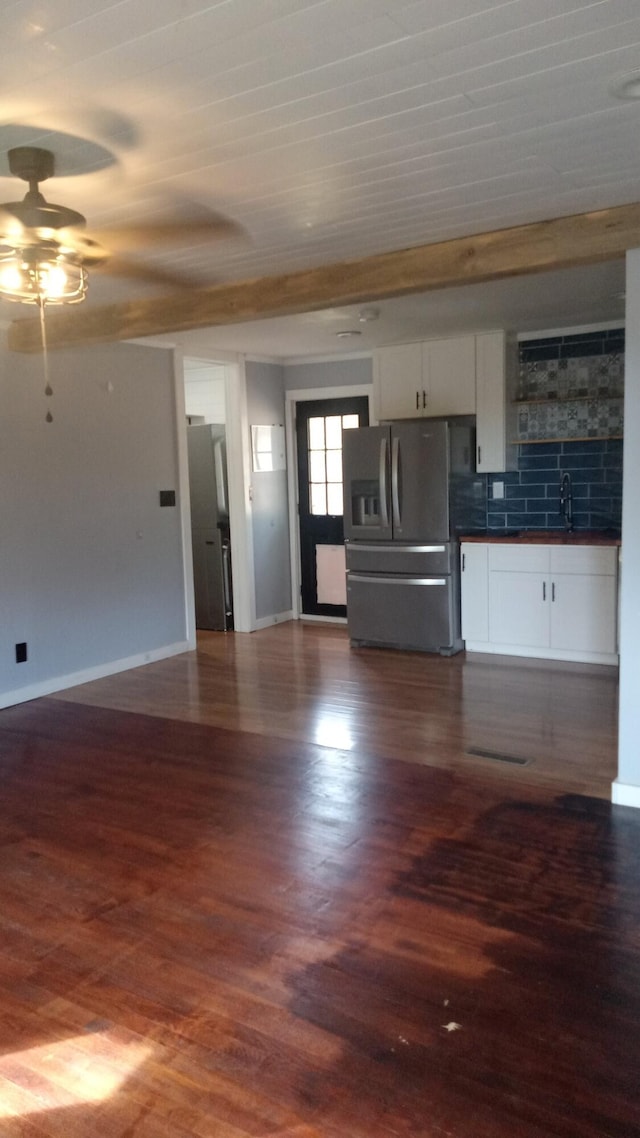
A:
[326, 449, 342, 482]
[310, 483, 327, 515]
[325, 415, 342, 448]
[306, 409, 365, 519]
[308, 417, 325, 449]
[309, 450, 327, 482]
[327, 483, 343, 515]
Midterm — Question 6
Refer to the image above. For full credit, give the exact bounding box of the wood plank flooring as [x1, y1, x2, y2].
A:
[54, 623, 619, 798]
[0, 626, 631, 1136]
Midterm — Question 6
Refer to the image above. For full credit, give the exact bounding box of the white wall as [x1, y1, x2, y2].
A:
[615, 251, 640, 805]
[0, 339, 189, 705]
[284, 356, 372, 390]
[184, 357, 226, 423]
[246, 360, 291, 623]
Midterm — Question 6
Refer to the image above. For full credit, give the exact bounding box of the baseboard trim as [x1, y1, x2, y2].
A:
[300, 614, 348, 625]
[0, 640, 191, 710]
[612, 780, 640, 809]
[465, 642, 618, 666]
[254, 611, 294, 631]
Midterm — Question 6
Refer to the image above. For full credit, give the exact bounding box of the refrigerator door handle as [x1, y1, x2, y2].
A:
[348, 574, 447, 586]
[391, 435, 401, 528]
[379, 437, 390, 528]
[345, 543, 446, 553]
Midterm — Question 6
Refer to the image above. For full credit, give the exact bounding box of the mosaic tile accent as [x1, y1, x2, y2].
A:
[516, 347, 624, 441]
[483, 331, 624, 534]
[516, 394, 623, 441]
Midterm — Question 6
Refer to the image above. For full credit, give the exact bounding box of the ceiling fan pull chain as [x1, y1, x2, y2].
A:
[38, 300, 54, 422]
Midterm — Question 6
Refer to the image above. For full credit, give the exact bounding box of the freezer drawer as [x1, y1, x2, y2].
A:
[346, 572, 461, 654]
[345, 541, 454, 576]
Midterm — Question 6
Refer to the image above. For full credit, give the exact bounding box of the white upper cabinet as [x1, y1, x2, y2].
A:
[374, 342, 423, 420]
[423, 336, 476, 417]
[374, 335, 476, 421]
[373, 331, 515, 472]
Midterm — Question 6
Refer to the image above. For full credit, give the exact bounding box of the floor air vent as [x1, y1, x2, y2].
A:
[467, 747, 531, 767]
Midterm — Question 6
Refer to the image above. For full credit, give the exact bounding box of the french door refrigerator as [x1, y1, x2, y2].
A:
[342, 418, 482, 654]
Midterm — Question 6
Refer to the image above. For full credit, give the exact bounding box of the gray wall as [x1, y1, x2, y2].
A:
[284, 356, 372, 390]
[0, 341, 187, 702]
[245, 360, 292, 620]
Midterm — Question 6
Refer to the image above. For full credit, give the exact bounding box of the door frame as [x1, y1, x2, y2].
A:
[170, 343, 257, 635]
[285, 383, 375, 620]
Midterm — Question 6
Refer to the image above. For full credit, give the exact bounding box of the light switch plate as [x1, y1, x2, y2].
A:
[493, 481, 505, 500]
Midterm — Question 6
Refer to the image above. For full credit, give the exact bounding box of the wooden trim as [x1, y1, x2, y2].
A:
[512, 435, 623, 444]
[8, 202, 640, 353]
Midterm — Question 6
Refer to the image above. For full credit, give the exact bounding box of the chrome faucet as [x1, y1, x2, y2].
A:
[559, 471, 573, 531]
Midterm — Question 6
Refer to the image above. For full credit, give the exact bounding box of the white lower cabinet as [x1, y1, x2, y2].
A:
[460, 542, 619, 664]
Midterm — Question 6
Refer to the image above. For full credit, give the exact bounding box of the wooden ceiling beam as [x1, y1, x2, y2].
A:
[7, 202, 640, 353]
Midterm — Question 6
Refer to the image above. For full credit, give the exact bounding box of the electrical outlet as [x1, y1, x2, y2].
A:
[492, 481, 505, 500]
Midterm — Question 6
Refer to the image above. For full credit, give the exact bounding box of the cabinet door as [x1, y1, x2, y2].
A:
[460, 543, 489, 642]
[475, 332, 517, 473]
[374, 343, 423, 420]
[423, 336, 476, 417]
[489, 571, 550, 647]
[550, 574, 617, 654]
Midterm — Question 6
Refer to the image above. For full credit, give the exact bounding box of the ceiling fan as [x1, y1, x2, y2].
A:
[0, 146, 242, 305]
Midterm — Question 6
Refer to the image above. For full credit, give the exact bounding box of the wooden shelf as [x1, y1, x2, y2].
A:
[511, 434, 623, 445]
[514, 395, 623, 406]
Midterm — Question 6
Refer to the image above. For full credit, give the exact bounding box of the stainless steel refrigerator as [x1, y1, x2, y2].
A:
[342, 418, 483, 654]
[187, 423, 233, 631]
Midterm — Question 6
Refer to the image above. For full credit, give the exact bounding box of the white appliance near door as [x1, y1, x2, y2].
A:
[187, 424, 233, 631]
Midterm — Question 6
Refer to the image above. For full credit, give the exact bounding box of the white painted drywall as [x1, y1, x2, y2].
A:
[184, 357, 226, 423]
[284, 356, 372, 390]
[246, 360, 291, 622]
[0, 340, 188, 704]
[615, 250, 640, 805]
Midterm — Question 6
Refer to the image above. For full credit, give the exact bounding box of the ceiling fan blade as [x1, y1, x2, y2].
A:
[86, 214, 245, 252]
[95, 254, 207, 290]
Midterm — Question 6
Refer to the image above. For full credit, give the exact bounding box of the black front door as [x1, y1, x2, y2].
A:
[296, 395, 369, 617]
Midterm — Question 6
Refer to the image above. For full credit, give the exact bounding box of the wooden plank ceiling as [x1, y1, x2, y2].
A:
[2, 1, 640, 345]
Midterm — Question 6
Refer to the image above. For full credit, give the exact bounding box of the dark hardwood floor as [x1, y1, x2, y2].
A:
[0, 625, 635, 1136]
[54, 622, 619, 798]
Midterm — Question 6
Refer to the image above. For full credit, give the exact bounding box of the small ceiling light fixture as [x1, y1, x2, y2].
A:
[336, 329, 362, 339]
[0, 147, 88, 305]
[609, 72, 640, 100]
[358, 306, 380, 323]
[0, 244, 87, 305]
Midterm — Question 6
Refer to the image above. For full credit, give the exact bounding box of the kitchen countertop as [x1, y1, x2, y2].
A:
[459, 531, 621, 546]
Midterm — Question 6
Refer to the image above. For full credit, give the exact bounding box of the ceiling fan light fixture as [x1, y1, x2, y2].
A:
[0, 246, 87, 305]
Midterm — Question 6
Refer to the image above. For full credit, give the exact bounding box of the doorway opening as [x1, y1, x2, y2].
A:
[184, 358, 232, 632]
[294, 394, 369, 618]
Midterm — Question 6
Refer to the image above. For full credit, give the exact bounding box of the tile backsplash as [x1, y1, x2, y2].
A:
[487, 328, 624, 533]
